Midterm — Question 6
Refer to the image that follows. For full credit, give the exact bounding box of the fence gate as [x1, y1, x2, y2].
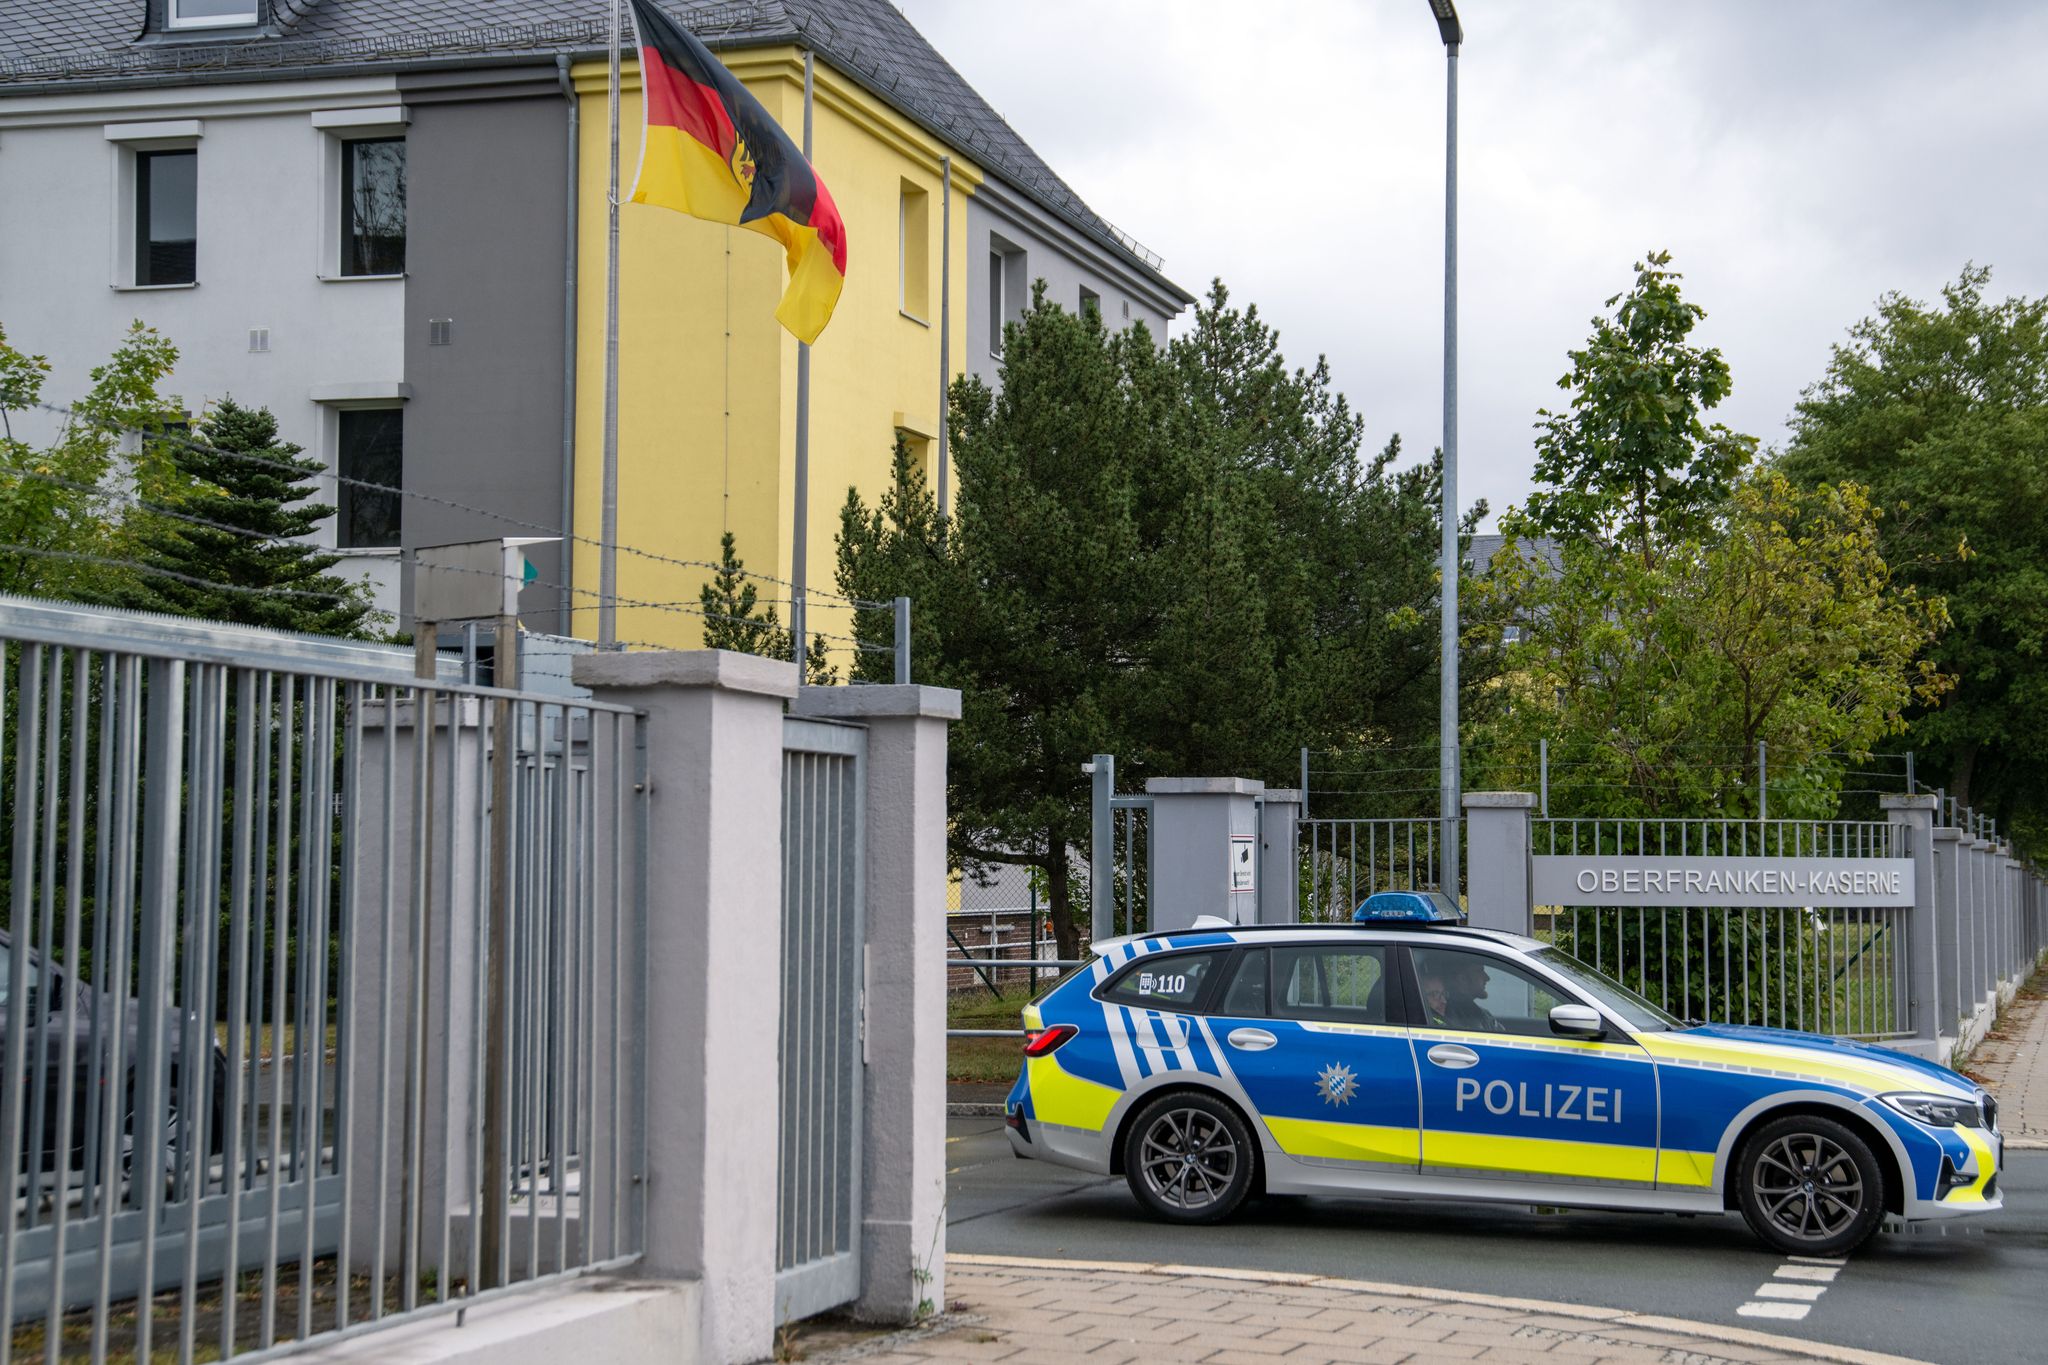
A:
[775, 718, 867, 1321]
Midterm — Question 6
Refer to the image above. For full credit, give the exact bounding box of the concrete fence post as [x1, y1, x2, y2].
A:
[1256, 789, 1303, 925]
[2004, 852, 2023, 998]
[1461, 793, 1536, 935]
[793, 684, 961, 1323]
[1930, 825, 1962, 1060]
[1882, 795, 1939, 1058]
[575, 649, 797, 1365]
[1972, 838, 1996, 1025]
[1145, 777, 1266, 930]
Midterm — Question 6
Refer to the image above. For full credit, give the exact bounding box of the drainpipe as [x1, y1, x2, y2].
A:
[557, 53, 580, 636]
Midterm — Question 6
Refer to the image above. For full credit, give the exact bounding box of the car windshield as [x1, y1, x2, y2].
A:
[1530, 947, 1684, 1032]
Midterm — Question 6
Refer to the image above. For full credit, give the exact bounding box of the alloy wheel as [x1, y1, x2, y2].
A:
[1137, 1106, 1239, 1212]
[1752, 1131, 1865, 1243]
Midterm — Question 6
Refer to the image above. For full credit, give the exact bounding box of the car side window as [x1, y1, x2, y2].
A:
[1099, 951, 1223, 1010]
[1271, 945, 1391, 1025]
[1219, 948, 1268, 1016]
[1408, 946, 1574, 1037]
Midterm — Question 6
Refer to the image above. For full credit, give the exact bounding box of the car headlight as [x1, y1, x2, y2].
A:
[1879, 1092, 1984, 1129]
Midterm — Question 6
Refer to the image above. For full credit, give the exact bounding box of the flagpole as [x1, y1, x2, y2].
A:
[937, 153, 951, 519]
[599, 0, 623, 647]
[791, 48, 813, 678]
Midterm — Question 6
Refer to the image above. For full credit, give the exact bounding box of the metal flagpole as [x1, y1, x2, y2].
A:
[938, 153, 951, 519]
[791, 49, 814, 676]
[599, 0, 623, 647]
[1437, 24, 1460, 894]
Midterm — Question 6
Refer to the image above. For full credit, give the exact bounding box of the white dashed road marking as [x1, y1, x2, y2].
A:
[1736, 1255, 1846, 1321]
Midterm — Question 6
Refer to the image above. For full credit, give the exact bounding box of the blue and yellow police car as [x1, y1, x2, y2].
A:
[1004, 893, 2001, 1255]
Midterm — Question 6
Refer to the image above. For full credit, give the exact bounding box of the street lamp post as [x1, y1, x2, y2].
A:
[1429, 0, 1461, 895]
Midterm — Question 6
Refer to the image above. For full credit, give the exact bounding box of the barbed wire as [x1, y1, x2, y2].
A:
[0, 462, 900, 653]
[27, 401, 894, 611]
[0, 542, 353, 604]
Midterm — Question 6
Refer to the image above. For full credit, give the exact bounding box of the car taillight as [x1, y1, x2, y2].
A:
[1022, 1023, 1077, 1057]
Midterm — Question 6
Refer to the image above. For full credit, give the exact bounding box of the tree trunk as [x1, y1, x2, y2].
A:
[1951, 742, 1979, 814]
[1046, 834, 1080, 961]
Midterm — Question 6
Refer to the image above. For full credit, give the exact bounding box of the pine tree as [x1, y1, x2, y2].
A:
[699, 529, 837, 684]
[122, 398, 380, 637]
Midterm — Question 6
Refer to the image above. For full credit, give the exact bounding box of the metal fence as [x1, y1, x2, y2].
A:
[1534, 818, 1898, 859]
[775, 719, 865, 1323]
[1535, 905, 1910, 1038]
[1301, 817, 1454, 922]
[0, 597, 644, 1364]
[1531, 817, 1910, 1039]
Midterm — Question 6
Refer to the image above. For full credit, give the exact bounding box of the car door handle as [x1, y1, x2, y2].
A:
[1226, 1028, 1277, 1052]
[1426, 1043, 1480, 1069]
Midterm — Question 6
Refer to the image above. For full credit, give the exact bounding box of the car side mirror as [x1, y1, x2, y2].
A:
[1549, 1003, 1605, 1040]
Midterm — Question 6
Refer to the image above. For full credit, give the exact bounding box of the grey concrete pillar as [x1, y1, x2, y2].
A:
[793, 684, 960, 1323]
[1972, 839, 1996, 1013]
[1144, 777, 1265, 929]
[1462, 793, 1536, 935]
[1256, 789, 1302, 925]
[1931, 827, 1961, 1042]
[2005, 854, 2023, 993]
[1882, 796, 1939, 1056]
[575, 650, 796, 1365]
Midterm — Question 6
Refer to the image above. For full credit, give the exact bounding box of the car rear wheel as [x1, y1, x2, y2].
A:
[1123, 1091, 1254, 1225]
[1736, 1114, 1885, 1257]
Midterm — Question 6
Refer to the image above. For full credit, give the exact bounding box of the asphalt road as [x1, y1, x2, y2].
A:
[946, 1115, 2048, 1363]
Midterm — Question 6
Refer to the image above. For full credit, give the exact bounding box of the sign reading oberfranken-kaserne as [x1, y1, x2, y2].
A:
[1531, 856, 1916, 908]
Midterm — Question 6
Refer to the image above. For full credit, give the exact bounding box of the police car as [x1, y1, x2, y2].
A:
[1004, 893, 2002, 1256]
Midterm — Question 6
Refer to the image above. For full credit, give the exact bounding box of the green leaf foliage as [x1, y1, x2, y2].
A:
[0, 320, 183, 603]
[1526, 251, 1756, 565]
[1778, 265, 2048, 850]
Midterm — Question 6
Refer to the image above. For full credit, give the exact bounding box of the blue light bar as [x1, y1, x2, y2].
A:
[1351, 890, 1465, 924]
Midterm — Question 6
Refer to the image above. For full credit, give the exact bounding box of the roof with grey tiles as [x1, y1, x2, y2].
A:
[0, 0, 1190, 300]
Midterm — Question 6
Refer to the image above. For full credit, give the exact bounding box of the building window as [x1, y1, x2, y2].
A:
[987, 251, 1004, 355]
[336, 408, 402, 548]
[1079, 285, 1100, 319]
[899, 182, 930, 320]
[167, 0, 261, 29]
[134, 150, 197, 286]
[341, 138, 406, 276]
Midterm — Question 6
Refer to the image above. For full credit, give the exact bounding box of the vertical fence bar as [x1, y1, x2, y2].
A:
[335, 681, 364, 1333]
[260, 674, 295, 1348]
[0, 646, 45, 1346]
[131, 656, 188, 1365]
[90, 655, 143, 1365]
[46, 651, 93, 1365]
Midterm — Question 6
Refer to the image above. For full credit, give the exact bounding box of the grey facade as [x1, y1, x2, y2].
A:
[967, 175, 1194, 391]
[398, 63, 571, 630]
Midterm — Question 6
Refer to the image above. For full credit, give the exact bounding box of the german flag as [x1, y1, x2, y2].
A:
[627, 0, 847, 343]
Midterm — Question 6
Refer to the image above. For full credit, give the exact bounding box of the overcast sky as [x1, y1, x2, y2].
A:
[895, 0, 2048, 527]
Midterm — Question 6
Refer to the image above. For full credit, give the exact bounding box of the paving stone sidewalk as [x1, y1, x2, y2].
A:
[817, 1257, 1922, 1365]
[1968, 968, 2048, 1146]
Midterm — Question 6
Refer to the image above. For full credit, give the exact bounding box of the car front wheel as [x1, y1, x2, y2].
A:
[1735, 1114, 1885, 1256]
[1122, 1091, 1255, 1225]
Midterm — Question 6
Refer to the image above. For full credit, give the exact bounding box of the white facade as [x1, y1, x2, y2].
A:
[0, 75, 414, 610]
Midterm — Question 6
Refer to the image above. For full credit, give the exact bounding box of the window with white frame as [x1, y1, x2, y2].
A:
[134, 149, 198, 286]
[340, 138, 407, 276]
[987, 250, 1003, 355]
[336, 408, 403, 549]
[899, 181, 930, 320]
[167, 0, 261, 30]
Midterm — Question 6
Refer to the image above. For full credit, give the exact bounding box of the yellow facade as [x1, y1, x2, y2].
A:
[570, 52, 980, 658]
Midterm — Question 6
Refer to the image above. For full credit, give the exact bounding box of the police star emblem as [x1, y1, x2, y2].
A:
[1315, 1062, 1358, 1107]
